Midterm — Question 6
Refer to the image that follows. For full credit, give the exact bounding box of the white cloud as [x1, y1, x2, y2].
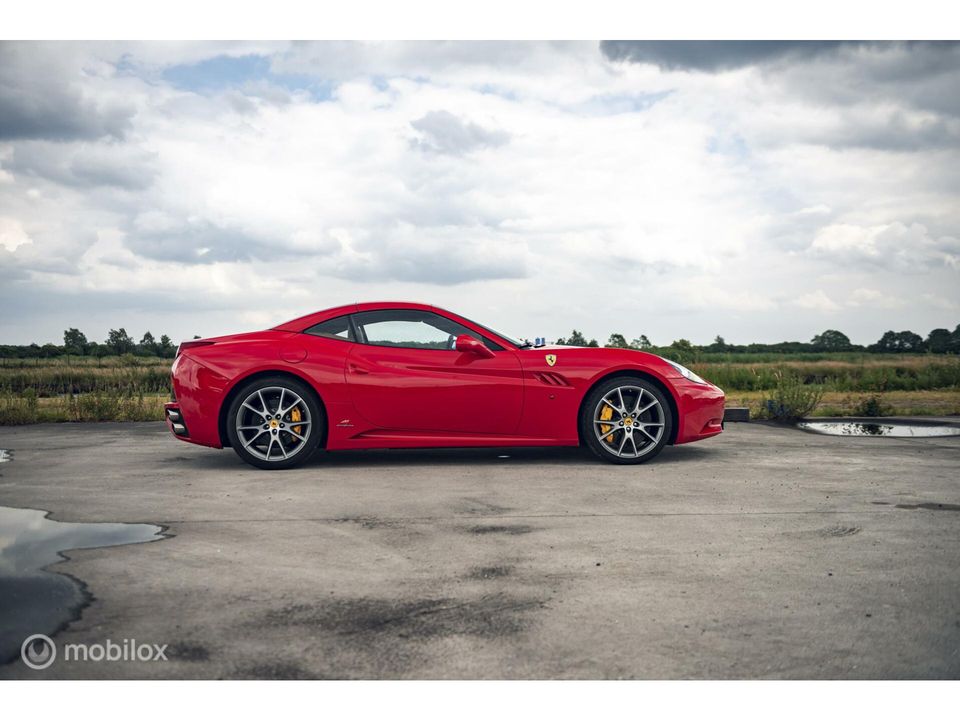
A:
[1, 41, 959, 346]
[847, 288, 904, 309]
[794, 290, 841, 313]
[0, 216, 32, 251]
[809, 222, 960, 271]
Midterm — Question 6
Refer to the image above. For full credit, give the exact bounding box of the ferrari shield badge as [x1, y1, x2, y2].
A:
[545, 354, 557, 367]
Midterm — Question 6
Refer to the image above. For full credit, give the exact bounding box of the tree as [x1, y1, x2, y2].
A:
[138, 331, 158, 356]
[561, 329, 587, 347]
[158, 334, 176, 358]
[811, 329, 852, 351]
[605, 333, 629, 349]
[870, 330, 925, 353]
[927, 328, 952, 354]
[668, 338, 696, 363]
[587, 339, 599, 347]
[630, 335, 652, 350]
[63, 328, 88, 355]
[106, 328, 135, 355]
[40, 343, 62, 358]
[950, 324, 960, 354]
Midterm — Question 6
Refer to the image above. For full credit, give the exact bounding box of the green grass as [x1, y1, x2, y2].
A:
[692, 355, 960, 392]
[0, 390, 168, 425]
[725, 390, 960, 418]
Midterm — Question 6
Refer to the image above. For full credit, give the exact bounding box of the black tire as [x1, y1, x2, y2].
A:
[580, 376, 673, 465]
[226, 375, 325, 470]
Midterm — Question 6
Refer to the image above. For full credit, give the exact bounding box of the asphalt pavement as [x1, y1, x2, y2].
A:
[0, 420, 958, 679]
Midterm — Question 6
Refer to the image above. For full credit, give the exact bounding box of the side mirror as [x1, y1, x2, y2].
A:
[455, 334, 495, 359]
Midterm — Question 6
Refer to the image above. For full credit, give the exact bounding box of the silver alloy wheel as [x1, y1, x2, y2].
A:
[235, 386, 312, 462]
[592, 384, 665, 459]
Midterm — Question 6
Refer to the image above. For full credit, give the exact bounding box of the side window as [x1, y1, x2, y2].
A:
[304, 315, 355, 342]
[354, 310, 503, 351]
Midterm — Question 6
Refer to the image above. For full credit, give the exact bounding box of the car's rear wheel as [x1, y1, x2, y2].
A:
[226, 376, 324, 470]
[580, 376, 672, 464]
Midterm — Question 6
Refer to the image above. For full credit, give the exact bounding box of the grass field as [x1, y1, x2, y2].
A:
[0, 353, 958, 425]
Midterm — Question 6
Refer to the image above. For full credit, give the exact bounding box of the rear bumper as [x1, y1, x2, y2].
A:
[166, 353, 228, 448]
[674, 380, 725, 444]
[164, 404, 189, 438]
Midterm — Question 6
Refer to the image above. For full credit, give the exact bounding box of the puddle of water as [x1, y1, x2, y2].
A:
[0, 505, 163, 665]
[798, 421, 960, 438]
[0, 449, 11, 463]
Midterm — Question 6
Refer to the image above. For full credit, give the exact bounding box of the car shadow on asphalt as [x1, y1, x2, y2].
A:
[306, 443, 717, 468]
[164, 441, 718, 471]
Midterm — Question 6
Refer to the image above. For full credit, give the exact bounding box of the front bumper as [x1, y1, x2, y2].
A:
[673, 380, 725, 444]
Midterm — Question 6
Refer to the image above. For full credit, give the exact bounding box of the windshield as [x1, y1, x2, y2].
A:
[466, 318, 525, 348]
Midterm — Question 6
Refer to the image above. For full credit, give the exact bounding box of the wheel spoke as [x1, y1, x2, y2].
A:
[598, 426, 618, 442]
[257, 390, 271, 415]
[282, 427, 307, 442]
[601, 397, 621, 414]
[277, 436, 289, 459]
[616, 388, 626, 413]
[277, 388, 287, 416]
[242, 428, 267, 448]
[632, 389, 645, 414]
[242, 401, 265, 418]
[637, 426, 659, 443]
[628, 434, 639, 456]
[638, 400, 658, 415]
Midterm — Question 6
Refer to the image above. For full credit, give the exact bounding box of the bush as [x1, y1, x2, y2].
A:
[853, 394, 894, 417]
[0, 389, 39, 425]
[758, 370, 823, 423]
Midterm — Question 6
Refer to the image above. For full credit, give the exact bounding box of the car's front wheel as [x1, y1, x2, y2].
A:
[580, 376, 673, 464]
[226, 375, 324, 470]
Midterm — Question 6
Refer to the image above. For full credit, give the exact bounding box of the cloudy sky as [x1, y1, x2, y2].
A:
[1, 40, 958, 346]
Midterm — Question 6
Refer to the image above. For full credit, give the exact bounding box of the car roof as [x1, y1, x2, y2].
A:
[272, 301, 445, 332]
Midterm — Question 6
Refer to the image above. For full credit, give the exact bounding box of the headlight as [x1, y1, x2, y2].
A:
[664, 359, 709, 385]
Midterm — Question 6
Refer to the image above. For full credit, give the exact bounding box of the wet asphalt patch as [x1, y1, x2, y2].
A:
[466, 565, 515, 580]
[893, 502, 960, 512]
[0, 504, 165, 666]
[166, 640, 211, 662]
[260, 593, 544, 640]
[467, 524, 535, 535]
[819, 525, 862, 537]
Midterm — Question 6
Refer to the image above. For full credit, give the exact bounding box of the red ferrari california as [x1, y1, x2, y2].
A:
[165, 302, 724, 469]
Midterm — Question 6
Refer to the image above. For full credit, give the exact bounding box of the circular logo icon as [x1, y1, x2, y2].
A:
[21, 634, 56, 670]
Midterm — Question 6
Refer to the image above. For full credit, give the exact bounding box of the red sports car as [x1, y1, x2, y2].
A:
[165, 302, 724, 469]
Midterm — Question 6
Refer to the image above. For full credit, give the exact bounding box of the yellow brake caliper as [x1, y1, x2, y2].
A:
[290, 407, 302, 442]
[599, 404, 614, 443]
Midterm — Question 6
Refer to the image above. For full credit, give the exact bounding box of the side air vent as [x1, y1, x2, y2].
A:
[532, 371, 571, 387]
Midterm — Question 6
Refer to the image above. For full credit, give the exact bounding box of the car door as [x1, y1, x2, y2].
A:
[344, 309, 524, 435]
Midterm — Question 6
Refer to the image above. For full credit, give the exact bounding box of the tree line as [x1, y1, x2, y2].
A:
[2, 323, 959, 360]
[555, 325, 960, 354]
[0, 328, 182, 360]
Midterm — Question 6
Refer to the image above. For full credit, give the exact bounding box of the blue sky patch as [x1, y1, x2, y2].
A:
[162, 54, 333, 101]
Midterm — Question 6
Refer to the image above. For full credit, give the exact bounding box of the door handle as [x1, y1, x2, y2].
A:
[349, 363, 369, 375]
